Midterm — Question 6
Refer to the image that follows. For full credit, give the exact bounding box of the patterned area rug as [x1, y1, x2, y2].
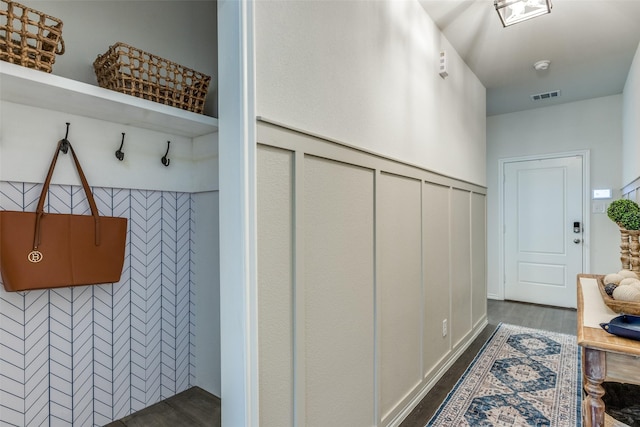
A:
[426, 323, 582, 427]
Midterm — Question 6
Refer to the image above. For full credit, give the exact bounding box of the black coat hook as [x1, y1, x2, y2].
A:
[115, 133, 125, 161]
[59, 122, 71, 154]
[161, 141, 171, 167]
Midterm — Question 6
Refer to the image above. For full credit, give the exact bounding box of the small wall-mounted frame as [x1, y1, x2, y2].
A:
[592, 189, 612, 199]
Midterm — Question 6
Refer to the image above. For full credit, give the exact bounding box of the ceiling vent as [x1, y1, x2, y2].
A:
[530, 90, 561, 101]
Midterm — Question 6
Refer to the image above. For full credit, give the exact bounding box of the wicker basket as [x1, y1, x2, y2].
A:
[597, 275, 640, 315]
[93, 42, 210, 114]
[0, 0, 64, 72]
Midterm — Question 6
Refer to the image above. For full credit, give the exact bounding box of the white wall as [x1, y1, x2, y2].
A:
[28, 0, 217, 117]
[254, 0, 486, 187]
[0, 102, 218, 192]
[487, 95, 623, 299]
[2, 0, 219, 191]
[623, 41, 640, 187]
[194, 191, 221, 397]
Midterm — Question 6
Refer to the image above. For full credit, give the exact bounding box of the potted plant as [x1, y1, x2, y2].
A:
[608, 199, 640, 271]
[608, 199, 640, 226]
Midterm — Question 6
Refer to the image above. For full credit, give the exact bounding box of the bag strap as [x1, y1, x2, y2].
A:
[33, 139, 102, 250]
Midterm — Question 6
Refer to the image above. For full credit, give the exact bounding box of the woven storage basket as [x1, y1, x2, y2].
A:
[0, 0, 64, 72]
[93, 42, 210, 114]
[598, 275, 640, 315]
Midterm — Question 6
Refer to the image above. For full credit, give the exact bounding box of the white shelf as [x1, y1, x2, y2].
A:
[0, 61, 218, 138]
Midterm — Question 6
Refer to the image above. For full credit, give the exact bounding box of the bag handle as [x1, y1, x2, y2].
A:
[33, 139, 102, 250]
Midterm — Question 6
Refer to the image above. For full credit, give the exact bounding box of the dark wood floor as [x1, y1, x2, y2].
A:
[399, 299, 577, 427]
[106, 299, 576, 427]
[104, 387, 221, 427]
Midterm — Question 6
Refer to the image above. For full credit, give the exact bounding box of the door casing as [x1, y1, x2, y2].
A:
[497, 150, 590, 301]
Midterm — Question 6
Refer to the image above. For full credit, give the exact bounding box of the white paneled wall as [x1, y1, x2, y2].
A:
[422, 183, 451, 377]
[303, 156, 376, 427]
[451, 189, 472, 349]
[378, 173, 423, 420]
[623, 179, 640, 202]
[256, 121, 487, 427]
[472, 193, 488, 328]
[257, 146, 295, 427]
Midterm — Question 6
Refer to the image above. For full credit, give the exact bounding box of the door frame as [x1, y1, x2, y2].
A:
[497, 150, 591, 300]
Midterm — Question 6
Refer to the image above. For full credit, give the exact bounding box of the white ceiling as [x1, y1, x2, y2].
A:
[418, 0, 640, 116]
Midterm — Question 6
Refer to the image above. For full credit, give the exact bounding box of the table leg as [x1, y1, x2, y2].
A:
[583, 347, 606, 427]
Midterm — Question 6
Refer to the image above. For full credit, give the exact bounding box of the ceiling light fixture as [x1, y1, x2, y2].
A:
[494, 0, 552, 27]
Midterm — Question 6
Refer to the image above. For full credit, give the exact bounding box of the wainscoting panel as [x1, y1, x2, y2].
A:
[451, 189, 473, 349]
[0, 182, 194, 427]
[378, 173, 423, 420]
[256, 120, 487, 427]
[422, 182, 452, 379]
[256, 145, 295, 427]
[472, 192, 487, 328]
[623, 179, 640, 202]
[303, 155, 376, 427]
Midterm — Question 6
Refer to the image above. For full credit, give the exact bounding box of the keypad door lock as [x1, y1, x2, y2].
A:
[573, 221, 581, 233]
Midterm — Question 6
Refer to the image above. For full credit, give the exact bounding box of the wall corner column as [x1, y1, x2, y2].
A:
[218, 0, 259, 426]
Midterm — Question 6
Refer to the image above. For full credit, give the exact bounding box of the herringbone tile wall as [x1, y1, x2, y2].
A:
[0, 181, 195, 426]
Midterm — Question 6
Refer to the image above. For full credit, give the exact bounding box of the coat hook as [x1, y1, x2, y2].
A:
[161, 141, 171, 167]
[115, 133, 125, 161]
[59, 122, 70, 154]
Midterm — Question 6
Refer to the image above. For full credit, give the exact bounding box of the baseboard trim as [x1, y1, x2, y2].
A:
[385, 316, 489, 427]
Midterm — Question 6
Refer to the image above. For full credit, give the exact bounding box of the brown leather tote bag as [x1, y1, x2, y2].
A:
[0, 139, 127, 292]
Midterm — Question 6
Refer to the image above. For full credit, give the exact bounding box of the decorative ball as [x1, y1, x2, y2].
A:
[619, 278, 640, 287]
[618, 269, 639, 279]
[604, 273, 625, 284]
[613, 285, 640, 302]
[604, 283, 618, 296]
[631, 282, 640, 293]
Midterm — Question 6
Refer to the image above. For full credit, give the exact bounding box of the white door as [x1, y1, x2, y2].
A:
[504, 156, 583, 308]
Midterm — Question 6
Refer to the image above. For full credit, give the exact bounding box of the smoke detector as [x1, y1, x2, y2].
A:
[533, 60, 551, 71]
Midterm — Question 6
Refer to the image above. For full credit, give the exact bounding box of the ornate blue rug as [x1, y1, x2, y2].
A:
[426, 323, 582, 427]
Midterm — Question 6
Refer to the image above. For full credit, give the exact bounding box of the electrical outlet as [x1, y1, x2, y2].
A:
[442, 319, 448, 337]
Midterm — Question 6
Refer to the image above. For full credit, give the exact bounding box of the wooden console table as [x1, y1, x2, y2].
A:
[577, 274, 640, 427]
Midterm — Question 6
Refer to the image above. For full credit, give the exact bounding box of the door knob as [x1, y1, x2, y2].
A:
[573, 238, 581, 244]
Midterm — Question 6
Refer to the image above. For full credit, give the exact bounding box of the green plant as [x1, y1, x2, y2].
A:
[621, 211, 640, 230]
[607, 199, 640, 225]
